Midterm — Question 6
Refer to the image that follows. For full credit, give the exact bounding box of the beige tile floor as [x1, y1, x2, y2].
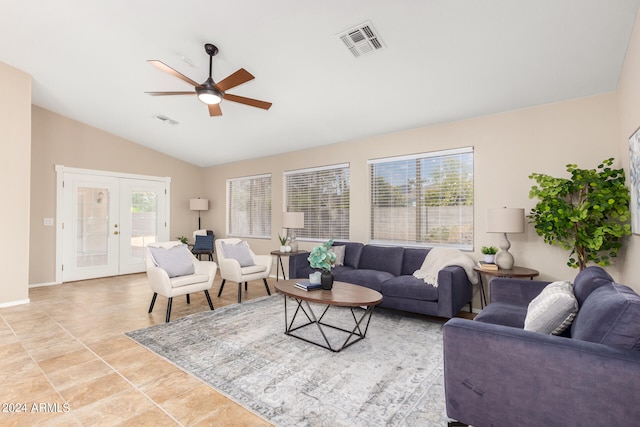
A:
[0, 272, 476, 426]
[0, 272, 273, 426]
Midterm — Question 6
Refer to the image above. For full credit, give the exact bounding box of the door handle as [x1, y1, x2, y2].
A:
[114, 231, 119, 235]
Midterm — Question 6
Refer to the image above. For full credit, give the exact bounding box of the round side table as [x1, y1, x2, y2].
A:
[473, 266, 539, 308]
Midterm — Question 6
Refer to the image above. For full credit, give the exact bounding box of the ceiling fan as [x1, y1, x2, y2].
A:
[146, 43, 272, 116]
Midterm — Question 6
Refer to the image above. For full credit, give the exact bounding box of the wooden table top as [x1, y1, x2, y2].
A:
[473, 265, 539, 278]
[275, 280, 383, 307]
[270, 250, 307, 256]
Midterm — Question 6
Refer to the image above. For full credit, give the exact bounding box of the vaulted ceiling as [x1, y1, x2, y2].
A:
[1, 1, 638, 166]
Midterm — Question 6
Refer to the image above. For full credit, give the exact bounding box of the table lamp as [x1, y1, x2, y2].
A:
[486, 207, 525, 270]
[283, 212, 304, 252]
[189, 198, 209, 230]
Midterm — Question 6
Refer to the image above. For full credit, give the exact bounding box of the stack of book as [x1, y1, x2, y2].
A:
[477, 261, 498, 271]
[294, 281, 323, 291]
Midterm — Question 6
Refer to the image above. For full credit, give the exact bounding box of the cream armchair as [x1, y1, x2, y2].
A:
[146, 241, 217, 322]
[215, 238, 272, 303]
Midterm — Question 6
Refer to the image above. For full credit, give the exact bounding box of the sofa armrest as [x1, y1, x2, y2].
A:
[435, 266, 473, 318]
[443, 318, 640, 426]
[288, 252, 314, 279]
[489, 277, 550, 305]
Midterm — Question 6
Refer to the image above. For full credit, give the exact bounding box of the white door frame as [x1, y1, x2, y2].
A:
[55, 165, 171, 283]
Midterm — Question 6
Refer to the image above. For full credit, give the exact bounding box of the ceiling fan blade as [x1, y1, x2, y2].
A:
[224, 93, 272, 110]
[147, 60, 200, 87]
[208, 103, 223, 116]
[215, 68, 255, 91]
[145, 91, 195, 96]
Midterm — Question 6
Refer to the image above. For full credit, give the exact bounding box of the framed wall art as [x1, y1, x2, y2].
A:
[629, 126, 640, 234]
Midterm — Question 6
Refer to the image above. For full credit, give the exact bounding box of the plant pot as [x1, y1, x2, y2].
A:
[280, 245, 287, 252]
[321, 270, 334, 290]
[484, 254, 495, 263]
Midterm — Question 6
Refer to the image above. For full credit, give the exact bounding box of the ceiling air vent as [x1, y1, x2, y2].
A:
[154, 114, 179, 126]
[337, 21, 385, 58]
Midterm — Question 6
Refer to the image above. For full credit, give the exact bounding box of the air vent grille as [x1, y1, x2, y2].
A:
[337, 21, 385, 58]
[154, 114, 179, 126]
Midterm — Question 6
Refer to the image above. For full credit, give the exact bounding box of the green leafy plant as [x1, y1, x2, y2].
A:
[528, 158, 631, 270]
[278, 234, 288, 246]
[176, 236, 189, 245]
[481, 246, 498, 255]
[307, 239, 336, 271]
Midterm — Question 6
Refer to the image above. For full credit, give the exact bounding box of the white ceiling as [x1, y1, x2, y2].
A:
[1, 1, 638, 167]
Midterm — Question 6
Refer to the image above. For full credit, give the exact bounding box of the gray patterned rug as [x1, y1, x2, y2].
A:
[125, 295, 449, 426]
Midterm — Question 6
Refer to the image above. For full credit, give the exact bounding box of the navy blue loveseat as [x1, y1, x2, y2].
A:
[288, 242, 473, 318]
[443, 266, 640, 426]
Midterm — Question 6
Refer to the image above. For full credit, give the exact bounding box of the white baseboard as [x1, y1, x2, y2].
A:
[0, 298, 30, 308]
[29, 281, 61, 288]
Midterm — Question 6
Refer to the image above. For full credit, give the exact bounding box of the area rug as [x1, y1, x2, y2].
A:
[125, 295, 449, 426]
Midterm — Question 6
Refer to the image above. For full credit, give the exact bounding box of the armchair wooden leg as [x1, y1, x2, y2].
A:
[186, 294, 190, 304]
[218, 279, 226, 297]
[448, 421, 468, 427]
[148, 293, 158, 313]
[245, 282, 248, 291]
[165, 297, 173, 323]
[204, 290, 214, 310]
[238, 282, 242, 303]
[263, 278, 271, 296]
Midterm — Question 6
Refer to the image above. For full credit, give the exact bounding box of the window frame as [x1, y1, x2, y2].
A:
[368, 147, 474, 250]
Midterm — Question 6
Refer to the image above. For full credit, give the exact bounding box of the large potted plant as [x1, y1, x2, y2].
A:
[528, 158, 631, 270]
[308, 239, 337, 290]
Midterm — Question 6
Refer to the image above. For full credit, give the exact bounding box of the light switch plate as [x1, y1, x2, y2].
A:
[43, 218, 54, 226]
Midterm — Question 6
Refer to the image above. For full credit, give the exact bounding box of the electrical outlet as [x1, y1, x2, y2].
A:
[43, 218, 54, 226]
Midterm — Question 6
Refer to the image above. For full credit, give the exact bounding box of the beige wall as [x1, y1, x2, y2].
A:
[204, 92, 624, 306]
[617, 10, 640, 288]
[30, 106, 205, 285]
[0, 62, 31, 305]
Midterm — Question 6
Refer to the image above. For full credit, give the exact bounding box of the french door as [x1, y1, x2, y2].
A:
[57, 167, 170, 282]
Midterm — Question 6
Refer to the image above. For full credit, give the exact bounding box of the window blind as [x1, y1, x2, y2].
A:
[369, 147, 473, 249]
[227, 174, 271, 238]
[284, 163, 350, 241]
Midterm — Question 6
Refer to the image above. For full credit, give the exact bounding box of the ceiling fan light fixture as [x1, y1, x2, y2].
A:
[196, 86, 223, 105]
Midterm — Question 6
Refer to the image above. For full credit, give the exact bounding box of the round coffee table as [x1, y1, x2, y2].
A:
[275, 280, 383, 352]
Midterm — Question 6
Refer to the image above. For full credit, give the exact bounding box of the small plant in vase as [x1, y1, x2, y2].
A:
[481, 246, 498, 263]
[308, 239, 337, 290]
[277, 234, 290, 252]
[176, 236, 189, 245]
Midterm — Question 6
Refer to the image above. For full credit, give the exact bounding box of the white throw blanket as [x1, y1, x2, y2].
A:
[413, 247, 478, 287]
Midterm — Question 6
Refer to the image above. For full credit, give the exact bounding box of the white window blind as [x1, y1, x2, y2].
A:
[369, 147, 473, 249]
[284, 163, 350, 241]
[227, 174, 271, 238]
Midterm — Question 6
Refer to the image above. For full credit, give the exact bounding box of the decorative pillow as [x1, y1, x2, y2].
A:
[524, 280, 578, 335]
[330, 245, 346, 266]
[148, 244, 195, 278]
[193, 235, 214, 251]
[221, 241, 255, 267]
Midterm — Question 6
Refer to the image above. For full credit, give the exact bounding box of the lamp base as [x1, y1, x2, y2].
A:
[495, 232, 515, 270]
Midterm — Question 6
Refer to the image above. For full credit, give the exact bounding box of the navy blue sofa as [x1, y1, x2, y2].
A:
[288, 242, 474, 318]
[443, 266, 640, 426]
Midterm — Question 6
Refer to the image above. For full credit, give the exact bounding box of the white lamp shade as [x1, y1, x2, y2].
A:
[486, 207, 525, 233]
[283, 212, 304, 229]
[189, 198, 209, 211]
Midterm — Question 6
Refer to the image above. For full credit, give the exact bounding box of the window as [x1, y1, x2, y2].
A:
[284, 163, 350, 241]
[369, 147, 473, 249]
[227, 174, 271, 238]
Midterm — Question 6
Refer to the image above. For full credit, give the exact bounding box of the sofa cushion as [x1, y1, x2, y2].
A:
[571, 283, 640, 350]
[333, 242, 364, 268]
[330, 245, 346, 266]
[148, 244, 195, 278]
[357, 245, 404, 276]
[382, 275, 438, 301]
[474, 302, 528, 328]
[401, 248, 430, 276]
[170, 274, 210, 288]
[334, 269, 393, 292]
[524, 281, 578, 335]
[573, 266, 614, 306]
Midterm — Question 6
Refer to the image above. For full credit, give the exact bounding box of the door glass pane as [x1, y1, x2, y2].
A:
[130, 191, 158, 260]
[76, 187, 109, 268]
